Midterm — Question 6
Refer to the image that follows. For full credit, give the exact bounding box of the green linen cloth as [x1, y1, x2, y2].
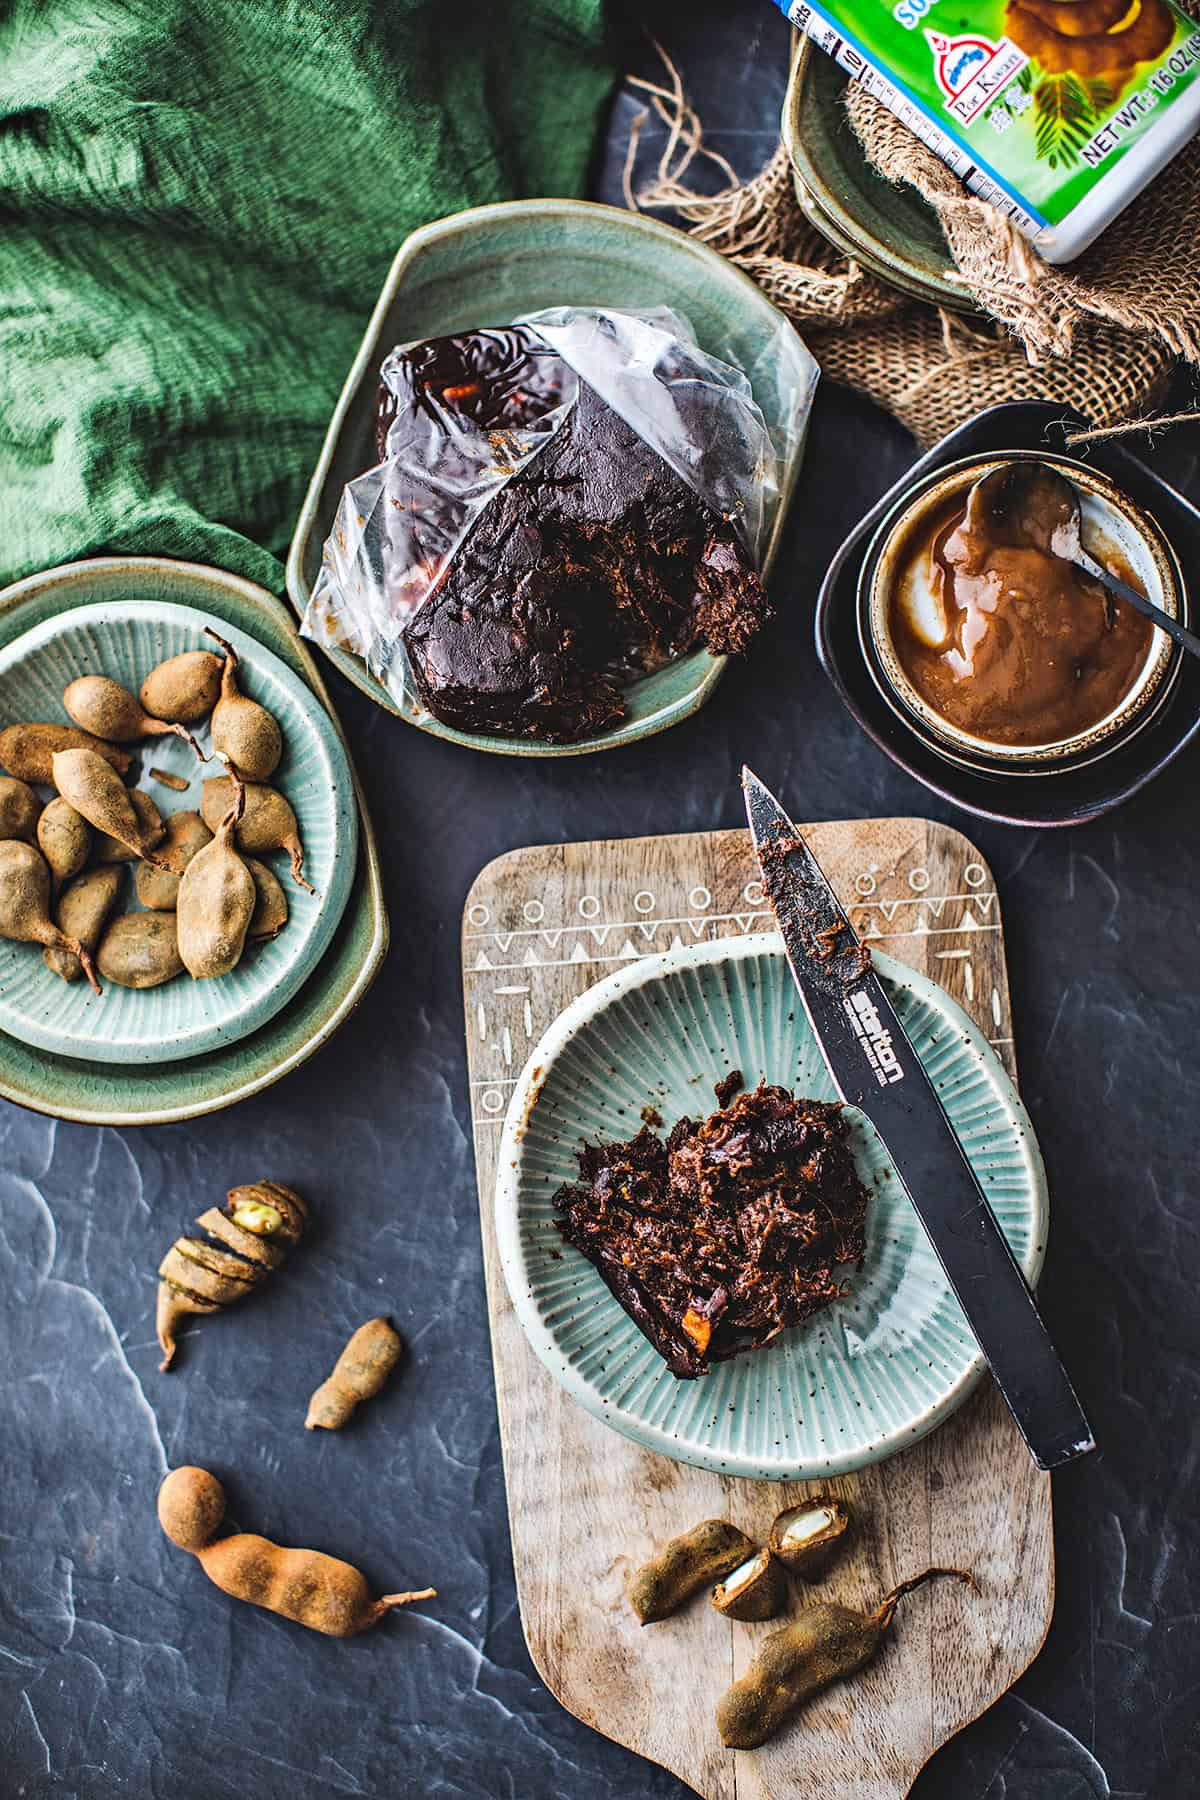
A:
[0, 0, 614, 590]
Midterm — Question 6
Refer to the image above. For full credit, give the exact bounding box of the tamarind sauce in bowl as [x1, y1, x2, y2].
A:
[862, 454, 1184, 771]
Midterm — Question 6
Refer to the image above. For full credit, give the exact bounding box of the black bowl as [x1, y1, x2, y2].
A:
[815, 401, 1200, 828]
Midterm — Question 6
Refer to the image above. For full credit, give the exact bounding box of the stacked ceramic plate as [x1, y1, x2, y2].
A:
[0, 559, 387, 1124]
[782, 36, 979, 315]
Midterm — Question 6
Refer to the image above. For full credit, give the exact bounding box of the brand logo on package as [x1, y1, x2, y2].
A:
[844, 989, 905, 1087]
[926, 30, 1027, 124]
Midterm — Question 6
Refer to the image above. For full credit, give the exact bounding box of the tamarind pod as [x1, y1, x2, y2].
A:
[306, 1318, 403, 1431]
[710, 1549, 788, 1622]
[0, 775, 41, 844]
[715, 1569, 976, 1749]
[630, 1519, 758, 1624]
[93, 788, 166, 864]
[140, 651, 224, 725]
[51, 750, 171, 869]
[156, 1466, 436, 1637]
[0, 722, 130, 784]
[768, 1497, 851, 1580]
[62, 674, 204, 756]
[44, 864, 123, 983]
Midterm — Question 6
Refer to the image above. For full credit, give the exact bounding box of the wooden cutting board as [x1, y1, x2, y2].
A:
[462, 819, 1052, 1799]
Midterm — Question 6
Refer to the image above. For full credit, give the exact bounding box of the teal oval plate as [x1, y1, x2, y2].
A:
[0, 599, 357, 1063]
[287, 199, 816, 755]
[0, 558, 387, 1122]
[495, 935, 1047, 1481]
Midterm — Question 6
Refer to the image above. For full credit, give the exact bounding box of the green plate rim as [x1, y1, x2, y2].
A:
[0, 555, 389, 1125]
[782, 34, 981, 316]
[495, 934, 1048, 1482]
[285, 197, 812, 756]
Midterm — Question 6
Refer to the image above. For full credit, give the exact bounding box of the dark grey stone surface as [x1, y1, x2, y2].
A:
[3, 3, 1198, 1796]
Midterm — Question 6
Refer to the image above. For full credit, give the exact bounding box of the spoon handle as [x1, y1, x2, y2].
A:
[1074, 548, 1200, 662]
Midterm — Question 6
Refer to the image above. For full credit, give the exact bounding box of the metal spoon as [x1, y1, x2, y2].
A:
[966, 461, 1200, 662]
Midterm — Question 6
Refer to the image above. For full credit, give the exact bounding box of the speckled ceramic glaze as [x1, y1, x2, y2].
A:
[495, 934, 1047, 1481]
[0, 559, 387, 1121]
[0, 600, 357, 1062]
[287, 199, 814, 755]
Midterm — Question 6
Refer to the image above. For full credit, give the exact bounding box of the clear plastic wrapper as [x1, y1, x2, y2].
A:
[302, 305, 815, 715]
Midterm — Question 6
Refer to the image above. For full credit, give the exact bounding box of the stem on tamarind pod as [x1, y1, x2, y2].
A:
[869, 1566, 977, 1630]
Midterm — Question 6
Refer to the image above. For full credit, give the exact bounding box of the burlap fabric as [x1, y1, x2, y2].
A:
[627, 36, 1200, 446]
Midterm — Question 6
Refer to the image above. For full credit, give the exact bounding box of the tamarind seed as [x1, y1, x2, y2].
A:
[0, 775, 41, 844]
[52, 751, 171, 869]
[0, 839, 101, 992]
[43, 864, 124, 982]
[139, 650, 224, 725]
[0, 722, 130, 785]
[206, 629, 284, 780]
[63, 674, 203, 756]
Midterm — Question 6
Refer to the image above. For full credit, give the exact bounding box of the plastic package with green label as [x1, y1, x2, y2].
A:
[777, 0, 1200, 261]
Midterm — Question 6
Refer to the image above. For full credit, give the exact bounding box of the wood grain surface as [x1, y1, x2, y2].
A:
[462, 819, 1053, 1799]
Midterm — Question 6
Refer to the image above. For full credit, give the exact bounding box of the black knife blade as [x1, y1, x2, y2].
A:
[742, 767, 1094, 1472]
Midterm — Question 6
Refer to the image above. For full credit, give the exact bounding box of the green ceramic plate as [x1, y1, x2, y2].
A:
[0, 600, 357, 1063]
[0, 559, 387, 1122]
[783, 36, 979, 316]
[495, 935, 1046, 1482]
[286, 198, 816, 755]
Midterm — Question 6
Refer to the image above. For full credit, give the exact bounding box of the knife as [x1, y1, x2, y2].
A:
[742, 767, 1094, 1472]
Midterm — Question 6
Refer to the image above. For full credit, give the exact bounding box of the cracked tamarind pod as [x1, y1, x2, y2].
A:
[306, 1318, 404, 1431]
[156, 1181, 308, 1370]
[716, 1568, 977, 1749]
[157, 1466, 435, 1635]
[710, 1549, 788, 1622]
[768, 1496, 852, 1582]
[629, 1519, 759, 1625]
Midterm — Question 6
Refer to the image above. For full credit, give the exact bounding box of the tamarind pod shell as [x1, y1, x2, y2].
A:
[159, 1240, 261, 1304]
[194, 1535, 432, 1636]
[630, 1519, 759, 1624]
[305, 1317, 404, 1430]
[194, 1206, 287, 1269]
[156, 1280, 221, 1370]
[768, 1497, 852, 1580]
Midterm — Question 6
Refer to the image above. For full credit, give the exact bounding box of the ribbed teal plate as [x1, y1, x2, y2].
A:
[496, 935, 1047, 1481]
[0, 599, 357, 1064]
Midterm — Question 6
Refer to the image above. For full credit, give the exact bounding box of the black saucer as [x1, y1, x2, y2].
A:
[815, 401, 1200, 828]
